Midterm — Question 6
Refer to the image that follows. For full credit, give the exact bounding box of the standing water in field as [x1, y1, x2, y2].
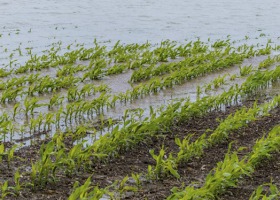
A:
[1, 0, 280, 61]
[0, 0, 280, 146]
[1, 1, 280, 200]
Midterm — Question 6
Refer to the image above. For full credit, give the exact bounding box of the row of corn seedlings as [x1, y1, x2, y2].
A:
[3, 48, 275, 142]
[129, 42, 262, 83]
[167, 124, 280, 199]
[99, 93, 280, 198]
[92, 64, 280, 159]
[1, 39, 200, 77]
[64, 94, 280, 199]
[249, 181, 280, 200]
[0, 56, 279, 199]
[146, 95, 279, 180]
[0, 41, 250, 105]
[0, 41, 277, 114]
[3, 56, 279, 145]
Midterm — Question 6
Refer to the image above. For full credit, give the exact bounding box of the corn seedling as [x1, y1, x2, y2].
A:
[249, 181, 280, 200]
[148, 147, 180, 180]
[68, 177, 113, 200]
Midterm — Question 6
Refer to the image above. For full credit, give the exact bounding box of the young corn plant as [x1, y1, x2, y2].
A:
[68, 177, 113, 200]
[30, 118, 38, 133]
[212, 74, 227, 88]
[44, 112, 54, 131]
[7, 145, 17, 169]
[0, 86, 23, 103]
[175, 134, 207, 164]
[113, 175, 138, 198]
[0, 181, 14, 199]
[0, 144, 18, 169]
[68, 177, 93, 200]
[230, 74, 237, 81]
[0, 144, 5, 164]
[168, 147, 252, 200]
[258, 56, 276, 69]
[249, 181, 280, 200]
[23, 97, 42, 118]
[55, 107, 63, 126]
[12, 102, 20, 120]
[148, 147, 180, 180]
[239, 64, 253, 76]
[13, 170, 22, 196]
[131, 173, 142, 189]
[64, 143, 85, 176]
[31, 141, 57, 188]
[48, 94, 64, 110]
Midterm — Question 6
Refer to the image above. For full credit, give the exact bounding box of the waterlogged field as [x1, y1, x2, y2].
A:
[1, 36, 280, 200]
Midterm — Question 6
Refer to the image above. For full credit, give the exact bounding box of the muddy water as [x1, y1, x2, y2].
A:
[79, 55, 279, 145]
[263, 81, 280, 97]
[104, 55, 269, 114]
[2, 54, 280, 146]
[1, 0, 280, 67]
[1, 0, 280, 145]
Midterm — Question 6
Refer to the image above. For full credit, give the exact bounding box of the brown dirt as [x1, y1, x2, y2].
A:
[2, 99, 280, 200]
[219, 108, 280, 200]
[128, 105, 280, 200]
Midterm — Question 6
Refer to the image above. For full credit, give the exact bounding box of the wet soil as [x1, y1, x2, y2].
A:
[219, 110, 280, 200]
[2, 98, 280, 200]
[219, 153, 280, 200]
[128, 103, 280, 199]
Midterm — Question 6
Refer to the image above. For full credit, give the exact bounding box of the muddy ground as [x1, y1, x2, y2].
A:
[1, 97, 280, 200]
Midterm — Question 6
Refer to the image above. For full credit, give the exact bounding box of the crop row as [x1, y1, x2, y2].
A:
[63, 79, 280, 199]
[146, 94, 280, 179]
[1, 53, 279, 147]
[1, 39, 204, 76]
[67, 64, 280, 197]
[129, 42, 272, 83]
[0, 39, 280, 199]
[249, 182, 280, 200]
[0, 40, 267, 102]
[0, 45, 276, 145]
[83, 93, 280, 199]
[167, 123, 280, 199]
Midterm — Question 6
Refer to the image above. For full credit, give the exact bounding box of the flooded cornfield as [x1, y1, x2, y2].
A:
[1, 1, 280, 199]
